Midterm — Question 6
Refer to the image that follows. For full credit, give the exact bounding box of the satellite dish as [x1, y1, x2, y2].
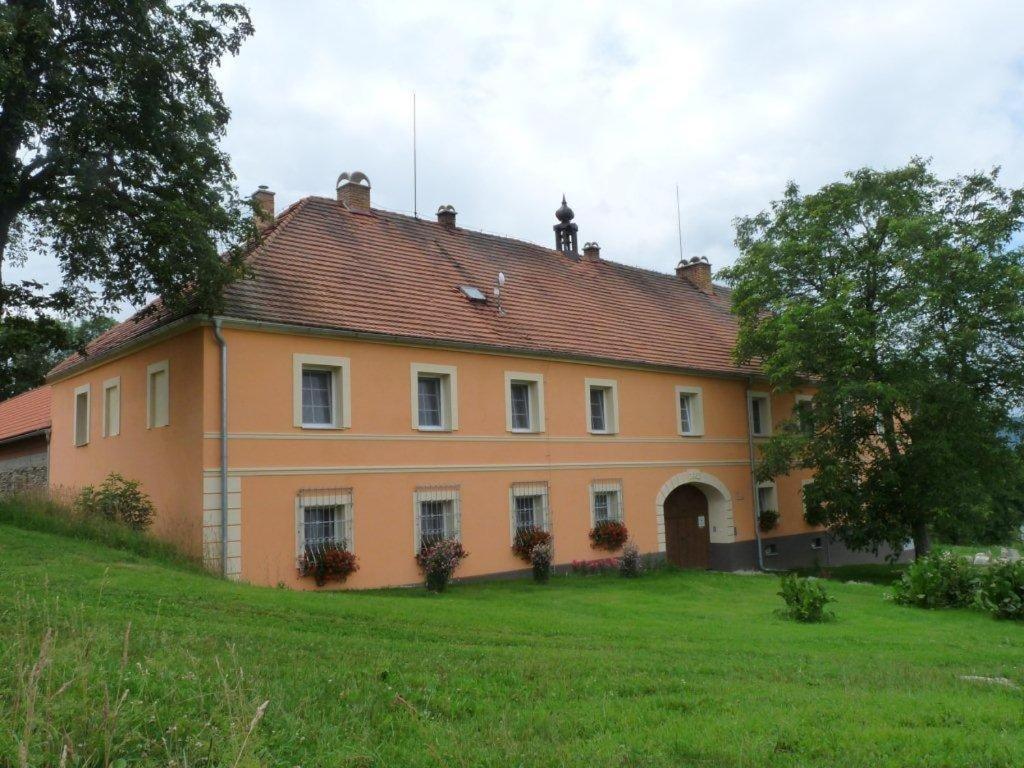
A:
[497, 272, 506, 286]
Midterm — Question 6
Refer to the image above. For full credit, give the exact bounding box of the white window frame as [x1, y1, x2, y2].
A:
[508, 482, 551, 543]
[146, 360, 170, 429]
[747, 390, 772, 437]
[757, 480, 778, 519]
[413, 485, 461, 553]
[504, 371, 545, 433]
[295, 487, 355, 560]
[674, 385, 705, 436]
[794, 393, 814, 435]
[102, 377, 120, 438]
[411, 363, 458, 431]
[589, 479, 624, 525]
[73, 383, 91, 447]
[292, 354, 351, 429]
[585, 378, 619, 435]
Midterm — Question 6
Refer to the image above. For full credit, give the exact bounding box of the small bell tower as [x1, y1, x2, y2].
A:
[553, 195, 579, 255]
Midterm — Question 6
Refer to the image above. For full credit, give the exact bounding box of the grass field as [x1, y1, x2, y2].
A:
[2, 522, 1022, 767]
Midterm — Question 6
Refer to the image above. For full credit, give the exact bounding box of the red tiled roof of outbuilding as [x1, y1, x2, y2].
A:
[0, 386, 51, 443]
[50, 197, 756, 379]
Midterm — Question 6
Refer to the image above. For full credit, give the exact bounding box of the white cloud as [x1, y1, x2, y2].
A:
[15, 0, 1024, 315]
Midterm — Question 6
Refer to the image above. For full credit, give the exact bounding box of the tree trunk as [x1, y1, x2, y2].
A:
[911, 520, 931, 559]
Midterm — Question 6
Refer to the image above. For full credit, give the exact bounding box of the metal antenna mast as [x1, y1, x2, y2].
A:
[675, 183, 684, 262]
[412, 92, 418, 218]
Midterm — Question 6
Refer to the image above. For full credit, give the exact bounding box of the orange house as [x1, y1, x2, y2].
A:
[46, 173, 903, 588]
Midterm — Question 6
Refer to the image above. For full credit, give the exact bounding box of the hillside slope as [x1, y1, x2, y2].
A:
[1, 524, 1022, 767]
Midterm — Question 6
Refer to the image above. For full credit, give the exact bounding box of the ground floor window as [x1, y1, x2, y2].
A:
[296, 487, 354, 559]
[414, 485, 461, 551]
[590, 479, 624, 525]
[509, 482, 550, 541]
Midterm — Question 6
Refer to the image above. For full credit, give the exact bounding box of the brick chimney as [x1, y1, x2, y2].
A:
[252, 185, 275, 228]
[582, 241, 600, 260]
[436, 204, 457, 229]
[676, 256, 713, 293]
[336, 171, 371, 211]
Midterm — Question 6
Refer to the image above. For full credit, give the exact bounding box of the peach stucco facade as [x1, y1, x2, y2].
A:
[49, 320, 821, 589]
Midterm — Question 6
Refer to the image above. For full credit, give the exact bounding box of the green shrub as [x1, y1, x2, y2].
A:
[974, 560, 1024, 620]
[75, 473, 156, 531]
[890, 551, 978, 608]
[777, 574, 835, 622]
[619, 542, 643, 577]
[530, 541, 553, 583]
[512, 526, 552, 561]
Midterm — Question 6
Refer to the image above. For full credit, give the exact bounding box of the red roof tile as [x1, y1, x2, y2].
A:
[50, 198, 756, 378]
[0, 386, 51, 443]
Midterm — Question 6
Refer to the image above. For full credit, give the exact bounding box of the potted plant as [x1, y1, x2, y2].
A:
[298, 543, 359, 587]
[530, 541, 553, 583]
[589, 519, 629, 551]
[512, 526, 552, 562]
[758, 509, 780, 532]
[416, 538, 468, 592]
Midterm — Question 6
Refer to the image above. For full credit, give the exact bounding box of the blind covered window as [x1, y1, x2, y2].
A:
[417, 376, 443, 428]
[414, 485, 460, 550]
[509, 482, 550, 540]
[296, 487, 354, 558]
[757, 484, 775, 514]
[302, 368, 334, 425]
[74, 389, 89, 446]
[591, 480, 623, 524]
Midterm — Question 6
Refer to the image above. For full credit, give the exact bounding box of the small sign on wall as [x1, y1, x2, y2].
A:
[698, 515, 706, 528]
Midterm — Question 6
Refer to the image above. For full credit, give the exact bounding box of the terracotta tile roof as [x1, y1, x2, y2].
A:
[0, 386, 51, 443]
[51, 197, 756, 378]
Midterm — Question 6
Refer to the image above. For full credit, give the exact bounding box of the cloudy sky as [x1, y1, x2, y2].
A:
[17, 0, 1024, 313]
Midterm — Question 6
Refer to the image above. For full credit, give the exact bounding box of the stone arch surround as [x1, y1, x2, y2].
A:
[654, 471, 736, 554]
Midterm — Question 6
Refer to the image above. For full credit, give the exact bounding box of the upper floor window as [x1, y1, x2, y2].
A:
[590, 479, 624, 524]
[748, 391, 771, 436]
[586, 378, 619, 434]
[147, 360, 169, 429]
[296, 487, 354, 558]
[102, 377, 120, 438]
[73, 384, 90, 447]
[293, 354, 351, 429]
[414, 485, 461, 551]
[675, 385, 705, 436]
[505, 372, 545, 433]
[411, 363, 458, 431]
[794, 394, 813, 436]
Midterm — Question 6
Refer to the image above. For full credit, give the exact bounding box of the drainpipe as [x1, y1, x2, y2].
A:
[747, 377, 766, 571]
[212, 319, 229, 578]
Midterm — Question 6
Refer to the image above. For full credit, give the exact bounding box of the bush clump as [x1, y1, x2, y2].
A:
[298, 544, 359, 587]
[890, 551, 978, 609]
[974, 560, 1024, 620]
[758, 509, 780, 531]
[416, 538, 468, 592]
[777, 574, 835, 622]
[570, 557, 619, 574]
[74, 473, 156, 531]
[589, 520, 628, 551]
[530, 541, 553, 583]
[619, 542, 643, 577]
[512, 526, 552, 561]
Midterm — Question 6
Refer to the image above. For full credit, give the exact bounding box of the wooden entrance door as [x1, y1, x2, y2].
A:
[664, 485, 711, 568]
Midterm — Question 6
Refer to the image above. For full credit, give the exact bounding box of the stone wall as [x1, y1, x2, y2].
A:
[0, 450, 49, 494]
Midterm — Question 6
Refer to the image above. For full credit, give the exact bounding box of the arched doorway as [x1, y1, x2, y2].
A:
[654, 471, 735, 570]
[663, 485, 711, 568]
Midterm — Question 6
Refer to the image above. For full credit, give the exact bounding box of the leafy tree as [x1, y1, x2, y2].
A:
[0, 313, 114, 398]
[721, 159, 1024, 558]
[0, 0, 257, 323]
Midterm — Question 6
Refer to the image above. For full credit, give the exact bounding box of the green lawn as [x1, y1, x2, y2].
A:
[1, 524, 1022, 767]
